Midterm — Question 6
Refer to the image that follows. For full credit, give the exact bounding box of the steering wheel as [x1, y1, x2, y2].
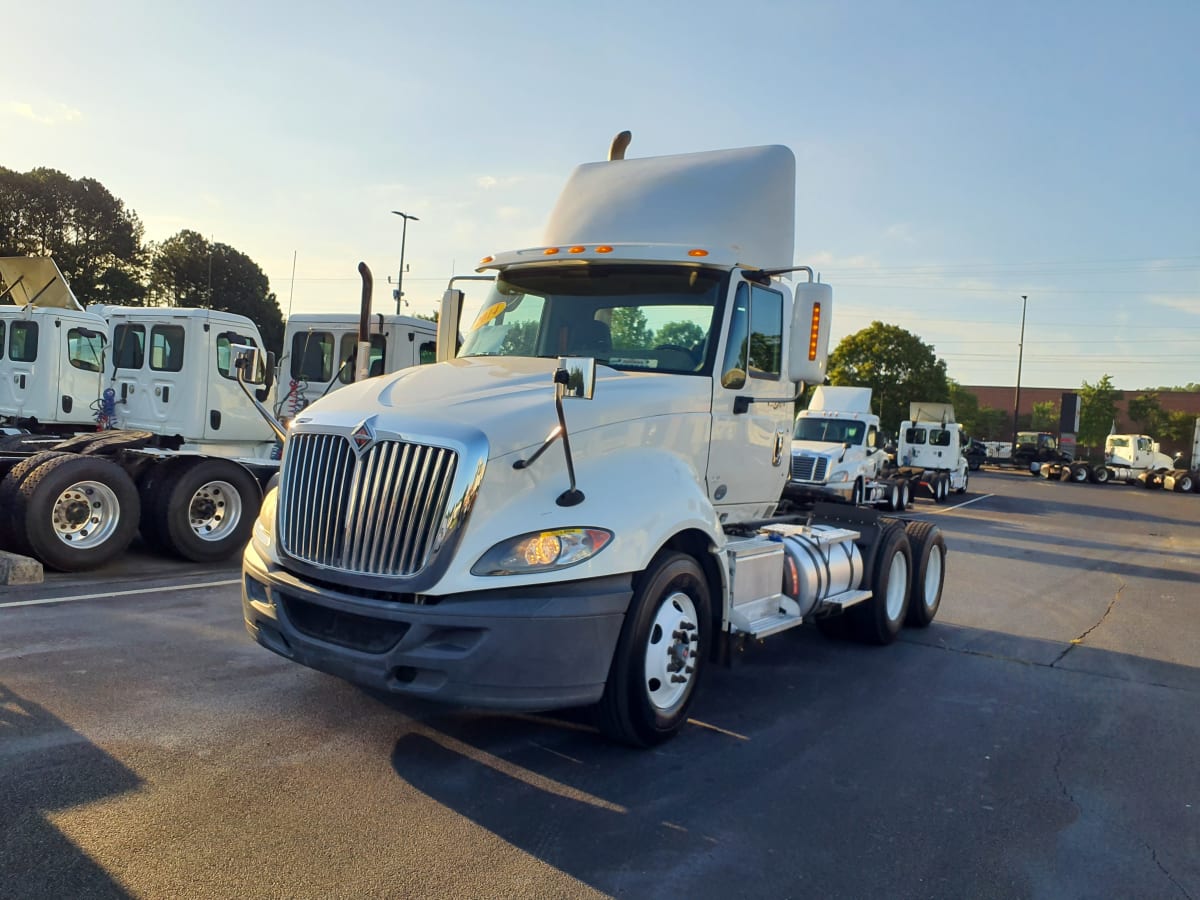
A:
[654, 343, 695, 355]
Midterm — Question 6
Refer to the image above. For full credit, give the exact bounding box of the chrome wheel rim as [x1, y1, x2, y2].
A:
[51, 480, 120, 549]
[643, 590, 699, 712]
[188, 479, 243, 542]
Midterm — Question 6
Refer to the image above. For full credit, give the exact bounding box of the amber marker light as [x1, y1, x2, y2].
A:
[543, 247, 560, 255]
[688, 249, 709, 257]
[595, 245, 613, 253]
[568, 245, 586, 254]
[808, 302, 822, 360]
[479, 255, 494, 265]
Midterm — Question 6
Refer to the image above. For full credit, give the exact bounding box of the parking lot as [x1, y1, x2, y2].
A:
[2, 469, 1198, 899]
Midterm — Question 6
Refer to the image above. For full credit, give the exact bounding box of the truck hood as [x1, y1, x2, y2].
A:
[287, 356, 712, 458]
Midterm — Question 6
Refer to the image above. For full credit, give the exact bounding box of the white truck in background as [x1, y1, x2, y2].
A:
[276, 313, 437, 424]
[1040, 424, 1200, 492]
[788, 385, 910, 510]
[893, 402, 970, 502]
[241, 133, 950, 747]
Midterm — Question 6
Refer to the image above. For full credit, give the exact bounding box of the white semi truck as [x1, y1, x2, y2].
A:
[893, 402, 970, 501]
[240, 135, 949, 747]
[1041, 424, 1200, 491]
[275, 313, 437, 424]
[788, 385, 914, 510]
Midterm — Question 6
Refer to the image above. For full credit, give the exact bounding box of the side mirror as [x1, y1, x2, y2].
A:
[787, 281, 833, 384]
[557, 357, 596, 400]
[437, 289, 464, 362]
[233, 344, 260, 380]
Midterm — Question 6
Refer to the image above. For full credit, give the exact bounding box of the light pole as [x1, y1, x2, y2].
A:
[1011, 294, 1028, 449]
[391, 210, 419, 314]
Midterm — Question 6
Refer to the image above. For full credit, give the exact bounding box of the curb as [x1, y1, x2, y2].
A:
[0, 550, 44, 586]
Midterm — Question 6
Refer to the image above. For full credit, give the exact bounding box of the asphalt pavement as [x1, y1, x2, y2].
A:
[2, 469, 1198, 899]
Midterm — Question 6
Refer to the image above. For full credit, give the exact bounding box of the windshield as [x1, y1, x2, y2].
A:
[458, 264, 726, 375]
[794, 417, 864, 444]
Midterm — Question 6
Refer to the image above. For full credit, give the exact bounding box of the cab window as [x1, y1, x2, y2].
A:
[112, 324, 146, 369]
[906, 427, 927, 445]
[930, 429, 951, 447]
[291, 331, 334, 382]
[149, 325, 185, 372]
[419, 340, 436, 365]
[10, 321, 39, 362]
[337, 333, 387, 384]
[721, 282, 783, 389]
[216, 331, 261, 381]
[0, 320, 6, 359]
[68, 327, 105, 372]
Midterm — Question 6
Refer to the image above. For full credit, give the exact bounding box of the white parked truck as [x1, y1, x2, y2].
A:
[241, 134, 949, 747]
[1041, 426, 1200, 490]
[275, 312, 437, 424]
[892, 402, 970, 502]
[788, 385, 915, 510]
[0, 256, 283, 570]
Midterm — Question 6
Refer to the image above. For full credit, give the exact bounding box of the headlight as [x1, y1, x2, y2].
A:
[828, 470, 849, 483]
[472, 528, 613, 576]
[252, 486, 278, 552]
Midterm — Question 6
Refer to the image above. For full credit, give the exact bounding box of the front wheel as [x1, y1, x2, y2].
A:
[851, 478, 863, 506]
[1093, 466, 1111, 485]
[597, 552, 711, 747]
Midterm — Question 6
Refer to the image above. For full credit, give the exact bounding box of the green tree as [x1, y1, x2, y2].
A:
[610, 307, 650, 349]
[1127, 392, 1167, 435]
[653, 320, 704, 351]
[0, 166, 146, 305]
[1031, 400, 1059, 432]
[826, 321, 949, 433]
[149, 230, 284, 353]
[1078, 375, 1122, 452]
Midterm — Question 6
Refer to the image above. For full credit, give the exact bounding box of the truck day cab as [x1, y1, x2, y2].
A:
[241, 135, 949, 746]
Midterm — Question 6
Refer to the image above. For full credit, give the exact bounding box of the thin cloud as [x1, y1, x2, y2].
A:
[1148, 294, 1200, 316]
[884, 223, 916, 244]
[476, 175, 522, 190]
[7, 101, 82, 125]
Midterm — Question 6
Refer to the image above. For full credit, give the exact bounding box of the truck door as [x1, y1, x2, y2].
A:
[4, 319, 40, 419]
[708, 279, 790, 520]
[58, 324, 106, 424]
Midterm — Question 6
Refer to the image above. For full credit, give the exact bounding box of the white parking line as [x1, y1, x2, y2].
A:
[0, 577, 241, 609]
[931, 493, 995, 513]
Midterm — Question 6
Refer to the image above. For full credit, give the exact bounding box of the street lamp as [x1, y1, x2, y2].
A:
[1011, 294, 1028, 451]
[391, 210, 419, 314]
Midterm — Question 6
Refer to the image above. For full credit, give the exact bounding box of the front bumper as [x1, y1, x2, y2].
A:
[242, 541, 632, 711]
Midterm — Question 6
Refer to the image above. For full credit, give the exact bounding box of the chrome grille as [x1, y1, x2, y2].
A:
[279, 432, 459, 577]
[790, 455, 829, 483]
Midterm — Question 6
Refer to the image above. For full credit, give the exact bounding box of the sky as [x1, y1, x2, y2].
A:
[5, 0, 1198, 391]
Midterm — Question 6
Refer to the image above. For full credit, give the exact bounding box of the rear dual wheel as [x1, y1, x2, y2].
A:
[13, 454, 140, 572]
[904, 521, 946, 628]
[850, 522, 912, 645]
[141, 458, 262, 562]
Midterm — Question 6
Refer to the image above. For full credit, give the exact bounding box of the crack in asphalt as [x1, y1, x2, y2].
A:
[1051, 577, 1127, 667]
[1054, 738, 1193, 899]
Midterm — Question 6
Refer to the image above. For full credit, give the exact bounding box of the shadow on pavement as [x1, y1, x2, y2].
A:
[379, 624, 1200, 899]
[0, 684, 141, 899]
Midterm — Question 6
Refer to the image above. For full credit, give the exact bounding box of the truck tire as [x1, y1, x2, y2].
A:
[898, 479, 911, 509]
[932, 474, 947, 504]
[147, 458, 263, 562]
[597, 551, 711, 747]
[18, 454, 140, 572]
[1172, 472, 1195, 493]
[877, 482, 900, 511]
[955, 471, 968, 494]
[0, 451, 70, 552]
[903, 521, 945, 628]
[849, 522, 911, 645]
[1093, 466, 1111, 485]
[1070, 464, 1090, 483]
[851, 478, 863, 506]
